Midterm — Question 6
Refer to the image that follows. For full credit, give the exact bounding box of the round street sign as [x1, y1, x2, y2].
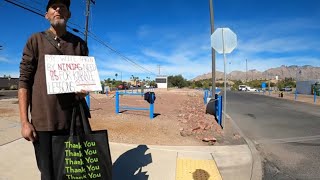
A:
[211, 28, 237, 54]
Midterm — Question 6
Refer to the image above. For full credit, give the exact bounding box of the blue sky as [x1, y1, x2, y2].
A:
[1, 0, 319, 80]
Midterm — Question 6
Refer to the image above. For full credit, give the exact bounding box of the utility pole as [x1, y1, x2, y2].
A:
[246, 59, 248, 82]
[84, 0, 95, 44]
[157, 65, 161, 75]
[84, 0, 90, 44]
[268, 72, 271, 93]
[84, 0, 95, 109]
[209, 0, 216, 96]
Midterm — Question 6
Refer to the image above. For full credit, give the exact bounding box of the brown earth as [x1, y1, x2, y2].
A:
[0, 89, 245, 146]
[89, 88, 232, 146]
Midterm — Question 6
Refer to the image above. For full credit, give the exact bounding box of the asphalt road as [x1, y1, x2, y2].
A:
[226, 91, 320, 180]
[0, 90, 18, 100]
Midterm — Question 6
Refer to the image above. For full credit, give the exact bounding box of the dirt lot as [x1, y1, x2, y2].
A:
[89, 88, 244, 146]
[0, 89, 244, 146]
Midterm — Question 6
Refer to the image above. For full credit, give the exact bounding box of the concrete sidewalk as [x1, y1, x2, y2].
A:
[0, 139, 254, 180]
[0, 119, 261, 180]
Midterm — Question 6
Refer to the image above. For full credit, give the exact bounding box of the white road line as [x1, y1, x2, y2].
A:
[254, 135, 320, 144]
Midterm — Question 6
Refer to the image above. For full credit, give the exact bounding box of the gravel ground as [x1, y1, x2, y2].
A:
[0, 89, 245, 146]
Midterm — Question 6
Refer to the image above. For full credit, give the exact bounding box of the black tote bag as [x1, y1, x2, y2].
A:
[52, 103, 112, 180]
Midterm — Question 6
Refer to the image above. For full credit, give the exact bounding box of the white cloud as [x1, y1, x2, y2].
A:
[0, 56, 9, 62]
[0, 70, 19, 78]
[238, 36, 320, 54]
[88, 16, 320, 81]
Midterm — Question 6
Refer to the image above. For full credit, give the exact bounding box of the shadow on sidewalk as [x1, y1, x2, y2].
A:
[112, 145, 152, 180]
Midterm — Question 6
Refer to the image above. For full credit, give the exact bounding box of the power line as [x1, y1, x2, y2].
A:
[5, 0, 86, 37]
[25, 0, 44, 7]
[70, 28, 156, 75]
[4, 0, 44, 16]
[4, 0, 156, 76]
[87, 31, 157, 75]
[14, 0, 43, 13]
[7, 0, 84, 30]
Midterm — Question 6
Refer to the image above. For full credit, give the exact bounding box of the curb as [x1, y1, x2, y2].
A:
[225, 112, 263, 180]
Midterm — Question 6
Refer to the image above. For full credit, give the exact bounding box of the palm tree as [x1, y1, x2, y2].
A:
[115, 73, 118, 80]
[131, 75, 140, 87]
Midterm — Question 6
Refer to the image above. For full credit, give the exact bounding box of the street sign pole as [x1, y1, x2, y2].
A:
[211, 27, 237, 129]
[222, 29, 227, 129]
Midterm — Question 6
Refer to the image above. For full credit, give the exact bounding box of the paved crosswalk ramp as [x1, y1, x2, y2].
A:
[176, 158, 222, 180]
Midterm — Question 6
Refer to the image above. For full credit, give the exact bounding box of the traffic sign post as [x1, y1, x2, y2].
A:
[211, 28, 237, 129]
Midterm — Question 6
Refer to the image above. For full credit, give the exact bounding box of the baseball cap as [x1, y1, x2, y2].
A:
[46, 0, 70, 11]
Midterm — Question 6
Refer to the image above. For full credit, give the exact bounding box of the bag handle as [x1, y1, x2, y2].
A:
[41, 31, 64, 55]
[70, 106, 78, 136]
[79, 102, 92, 134]
[70, 102, 92, 136]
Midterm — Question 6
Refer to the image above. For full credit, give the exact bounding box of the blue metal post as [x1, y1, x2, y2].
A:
[215, 94, 218, 119]
[86, 94, 90, 110]
[314, 90, 317, 103]
[216, 96, 220, 123]
[218, 95, 222, 126]
[115, 91, 119, 114]
[204, 90, 208, 104]
[150, 94, 154, 119]
[295, 90, 297, 101]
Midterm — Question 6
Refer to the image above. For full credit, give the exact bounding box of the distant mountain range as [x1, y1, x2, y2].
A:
[192, 65, 320, 81]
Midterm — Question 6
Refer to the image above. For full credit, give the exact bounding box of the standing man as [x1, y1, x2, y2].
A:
[18, 0, 89, 179]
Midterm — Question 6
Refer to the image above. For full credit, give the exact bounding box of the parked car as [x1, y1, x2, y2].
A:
[117, 84, 129, 90]
[280, 86, 292, 91]
[245, 87, 257, 92]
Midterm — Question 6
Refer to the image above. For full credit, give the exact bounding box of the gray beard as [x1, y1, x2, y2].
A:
[50, 19, 67, 28]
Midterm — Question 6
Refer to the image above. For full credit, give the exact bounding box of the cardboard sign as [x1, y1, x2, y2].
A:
[45, 55, 102, 94]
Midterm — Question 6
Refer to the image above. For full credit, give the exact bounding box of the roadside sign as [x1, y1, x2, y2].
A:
[211, 28, 237, 54]
[210, 27, 237, 129]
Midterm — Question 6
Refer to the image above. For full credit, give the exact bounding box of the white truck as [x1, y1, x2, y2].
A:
[238, 85, 257, 92]
[238, 85, 248, 91]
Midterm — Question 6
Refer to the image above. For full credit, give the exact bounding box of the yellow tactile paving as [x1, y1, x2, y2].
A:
[176, 158, 222, 180]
